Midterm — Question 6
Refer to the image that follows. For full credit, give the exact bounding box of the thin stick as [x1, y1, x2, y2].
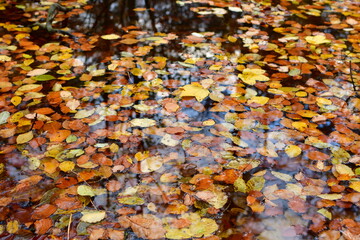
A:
[349, 61, 357, 93]
[67, 213, 72, 240]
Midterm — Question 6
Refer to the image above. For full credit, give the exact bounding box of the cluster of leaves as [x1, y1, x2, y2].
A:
[0, 0, 360, 239]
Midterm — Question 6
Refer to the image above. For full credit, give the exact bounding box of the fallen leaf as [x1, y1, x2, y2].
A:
[80, 210, 106, 223]
[101, 34, 121, 40]
[179, 83, 209, 102]
[16, 131, 33, 144]
[285, 145, 302, 158]
[130, 118, 156, 127]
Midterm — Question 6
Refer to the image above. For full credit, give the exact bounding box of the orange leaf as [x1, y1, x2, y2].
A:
[48, 130, 71, 142]
[307, 151, 330, 161]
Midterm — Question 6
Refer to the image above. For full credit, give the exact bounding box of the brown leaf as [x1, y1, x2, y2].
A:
[32, 204, 57, 219]
[34, 218, 52, 235]
[55, 196, 82, 210]
[119, 214, 166, 239]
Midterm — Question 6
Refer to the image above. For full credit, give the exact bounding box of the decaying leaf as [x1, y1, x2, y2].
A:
[80, 210, 106, 223]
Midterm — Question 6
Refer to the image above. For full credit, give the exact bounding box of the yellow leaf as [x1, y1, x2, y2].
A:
[227, 36, 237, 42]
[203, 119, 215, 126]
[140, 156, 163, 173]
[209, 65, 222, 70]
[16, 131, 33, 144]
[11, 96, 22, 106]
[349, 181, 360, 192]
[179, 84, 209, 102]
[317, 208, 332, 219]
[271, 171, 293, 182]
[305, 35, 330, 45]
[6, 220, 19, 234]
[296, 110, 318, 118]
[118, 196, 145, 205]
[130, 118, 156, 127]
[238, 68, 269, 85]
[77, 185, 96, 196]
[59, 161, 75, 172]
[285, 145, 302, 158]
[335, 164, 355, 177]
[166, 228, 192, 239]
[101, 34, 121, 40]
[27, 69, 49, 76]
[161, 134, 179, 147]
[74, 109, 95, 119]
[247, 176, 265, 191]
[0, 55, 11, 62]
[316, 97, 332, 105]
[80, 210, 106, 223]
[130, 67, 144, 76]
[292, 121, 307, 131]
[248, 96, 269, 105]
[318, 194, 342, 200]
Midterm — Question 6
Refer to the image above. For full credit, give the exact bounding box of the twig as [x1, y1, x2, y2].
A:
[67, 213, 72, 240]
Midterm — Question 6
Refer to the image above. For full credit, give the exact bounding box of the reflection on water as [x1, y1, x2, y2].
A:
[0, 0, 360, 239]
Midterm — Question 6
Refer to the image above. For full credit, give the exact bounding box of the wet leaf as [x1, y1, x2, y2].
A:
[80, 210, 106, 223]
[16, 131, 33, 144]
[74, 109, 95, 119]
[179, 83, 209, 102]
[33, 74, 55, 81]
[119, 214, 166, 239]
[285, 145, 302, 158]
[77, 185, 96, 196]
[238, 68, 269, 85]
[349, 182, 360, 192]
[305, 35, 330, 45]
[101, 34, 121, 40]
[118, 196, 145, 205]
[271, 171, 293, 182]
[130, 118, 156, 127]
[0, 111, 10, 125]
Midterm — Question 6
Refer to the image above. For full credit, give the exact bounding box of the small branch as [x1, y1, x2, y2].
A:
[45, 3, 75, 38]
[67, 213, 72, 240]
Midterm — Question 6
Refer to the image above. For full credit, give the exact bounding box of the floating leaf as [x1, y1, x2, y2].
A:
[179, 83, 209, 102]
[59, 161, 75, 172]
[305, 35, 331, 45]
[80, 210, 106, 223]
[247, 176, 265, 191]
[349, 182, 360, 192]
[6, 220, 19, 234]
[77, 185, 96, 197]
[285, 145, 302, 158]
[234, 177, 247, 193]
[271, 171, 293, 182]
[0, 55, 11, 62]
[130, 118, 156, 127]
[248, 96, 269, 105]
[140, 156, 163, 173]
[118, 196, 145, 205]
[101, 34, 121, 40]
[238, 68, 269, 85]
[16, 131, 33, 144]
[318, 194, 342, 200]
[33, 75, 55, 81]
[317, 208, 332, 219]
[74, 109, 95, 119]
[161, 134, 179, 147]
[27, 69, 49, 76]
[0, 111, 10, 125]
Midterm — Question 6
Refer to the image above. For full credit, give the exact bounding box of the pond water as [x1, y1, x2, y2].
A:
[0, 0, 359, 239]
